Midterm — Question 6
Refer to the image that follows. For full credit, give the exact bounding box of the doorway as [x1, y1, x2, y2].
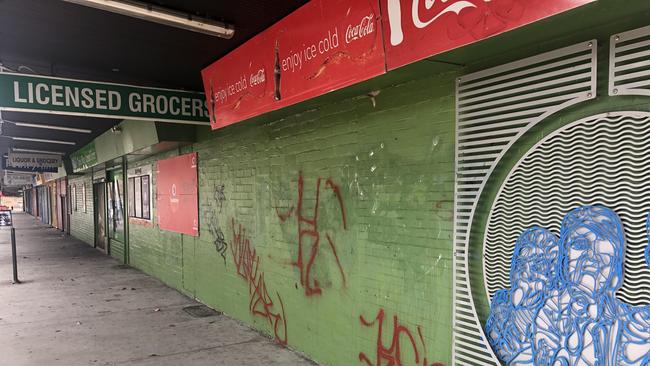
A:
[107, 169, 125, 260]
[60, 195, 67, 233]
[94, 182, 108, 252]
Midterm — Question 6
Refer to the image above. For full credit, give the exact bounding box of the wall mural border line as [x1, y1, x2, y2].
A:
[452, 40, 597, 366]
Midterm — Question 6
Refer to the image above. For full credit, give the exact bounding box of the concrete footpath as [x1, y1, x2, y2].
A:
[0, 213, 315, 366]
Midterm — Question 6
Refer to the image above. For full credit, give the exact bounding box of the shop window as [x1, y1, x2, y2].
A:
[72, 185, 77, 211]
[128, 177, 135, 217]
[82, 183, 87, 213]
[141, 176, 150, 219]
[128, 175, 151, 220]
[67, 185, 72, 214]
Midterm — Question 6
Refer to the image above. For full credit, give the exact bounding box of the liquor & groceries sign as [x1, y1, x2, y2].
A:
[6, 152, 62, 173]
[0, 72, 210, 125]
[203, 0, 595, 129]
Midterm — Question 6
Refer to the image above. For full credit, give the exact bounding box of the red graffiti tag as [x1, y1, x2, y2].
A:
[275, 206, 294, 223]
[277, 172, 347, 296]
[231, 218, 287, 345]
[359, 309, 444, 366]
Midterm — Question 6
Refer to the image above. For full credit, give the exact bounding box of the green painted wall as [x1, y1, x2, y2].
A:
[124, 70, 457, 366]
[61, 2, 650, 365]
[69, 174, 94, 246]
[128, 150, 187, 292]
[109, 238, 124, 261]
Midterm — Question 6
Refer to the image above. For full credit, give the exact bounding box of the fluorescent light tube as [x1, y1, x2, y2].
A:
[12, 148, 66, 155]
[62, 0, 235, 38]
[11, 121, 92, 134]
[7, 136, 76, 145]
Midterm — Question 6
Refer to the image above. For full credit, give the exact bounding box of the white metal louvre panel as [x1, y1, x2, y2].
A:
[453, 41, 597, 366]
[484, 112, 650, 307]
[610, 25, 650, 96]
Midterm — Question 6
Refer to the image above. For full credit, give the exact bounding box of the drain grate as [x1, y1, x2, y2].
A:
[183, 305, 221, 318]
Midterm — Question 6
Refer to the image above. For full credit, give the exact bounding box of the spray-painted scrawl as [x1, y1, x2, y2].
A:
[486, 206, 650, 366]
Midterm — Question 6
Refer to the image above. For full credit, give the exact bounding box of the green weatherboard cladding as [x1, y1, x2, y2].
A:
[0, 72, 209, 124]
[69, 175, 94, 246]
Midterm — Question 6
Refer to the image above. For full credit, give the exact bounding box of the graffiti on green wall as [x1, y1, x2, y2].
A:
[230, 217, 288, 345]
[276, 172, 348, 297]
[359, 308, 445, 366]
[207, 183, 228, 263]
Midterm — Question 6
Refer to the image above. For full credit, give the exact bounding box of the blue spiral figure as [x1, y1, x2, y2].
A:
[485, 228, 559, 364]
[486, 206, 650, 366]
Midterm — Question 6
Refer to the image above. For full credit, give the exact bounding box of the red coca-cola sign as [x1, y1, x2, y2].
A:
[202, 0, 595, 129]
[381, 0, 595, 70]
[202, 0, 385, 130]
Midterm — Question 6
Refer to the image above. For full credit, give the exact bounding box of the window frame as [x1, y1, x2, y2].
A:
[141, 175, 151, 220]
[72, 184, 78, 212]
[127, 166, 152, 221]
[82, 183, 87, 213]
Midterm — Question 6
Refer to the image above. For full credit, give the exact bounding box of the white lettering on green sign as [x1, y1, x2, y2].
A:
[12, 81, 206, 118]
[14, 82, 122, 110]
[1, 73, 209, 124]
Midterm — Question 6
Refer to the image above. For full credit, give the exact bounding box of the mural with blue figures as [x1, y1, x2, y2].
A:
[485, 206, 650, 366]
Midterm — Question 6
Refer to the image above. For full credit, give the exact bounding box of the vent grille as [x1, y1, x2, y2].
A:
[453, 41, 597, 366]
[610, 25, 650, 96]
[485, 112, 650, 307]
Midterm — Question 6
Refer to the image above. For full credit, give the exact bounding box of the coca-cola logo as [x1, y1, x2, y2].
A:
[387, 0, 479, 46]
[345, 14, 375, 44]
[249, 69, 266, 86]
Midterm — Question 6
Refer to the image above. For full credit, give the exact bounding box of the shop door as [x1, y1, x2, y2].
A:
[94, 183, 108, 252]
[107, 170, 125, 256]
[60, 196, 66, 232]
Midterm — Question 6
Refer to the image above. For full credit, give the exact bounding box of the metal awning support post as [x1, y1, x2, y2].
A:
[2, 209, 20, 284]
[11, 225, 19, 284]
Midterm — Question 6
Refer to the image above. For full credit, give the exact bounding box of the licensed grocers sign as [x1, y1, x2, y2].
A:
[202, 0, 594, 128]
[202, 0, 385, 129]
[7, 152, 62, 173]
[0, 72, 210, 125]
[156, 152, 199, 236]
[381, 0, 596, 70]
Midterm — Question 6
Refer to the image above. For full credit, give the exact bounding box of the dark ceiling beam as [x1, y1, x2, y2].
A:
[0, 0, 307, 90]
[0, 0, 307, 172]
